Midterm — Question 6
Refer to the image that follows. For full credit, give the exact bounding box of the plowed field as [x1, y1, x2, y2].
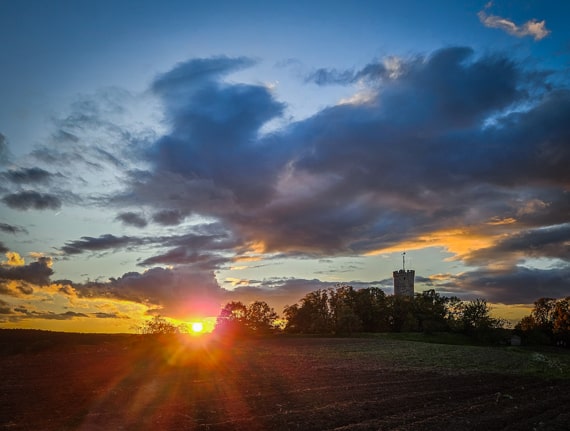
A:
[1, 335, 569, 430]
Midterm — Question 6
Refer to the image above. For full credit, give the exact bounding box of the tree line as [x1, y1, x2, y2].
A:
[515, 297, 570, 347]
[138, 284, 569, 347]
[217, 286, 510, 342]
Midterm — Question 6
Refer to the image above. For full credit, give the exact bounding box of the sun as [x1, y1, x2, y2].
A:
[191, 322, 204, 333]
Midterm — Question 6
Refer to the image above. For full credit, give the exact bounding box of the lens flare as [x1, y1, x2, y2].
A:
[191, 322, 204, 333]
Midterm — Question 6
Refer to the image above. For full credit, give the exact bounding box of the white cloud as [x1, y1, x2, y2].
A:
[478, 10, 550, 41]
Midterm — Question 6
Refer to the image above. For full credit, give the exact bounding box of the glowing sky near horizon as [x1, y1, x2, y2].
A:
[0, 0, 568, 332]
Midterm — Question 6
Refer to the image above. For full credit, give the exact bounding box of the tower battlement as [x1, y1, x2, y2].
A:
[393, 252, 414, 296]
[393, 269, 415, 296]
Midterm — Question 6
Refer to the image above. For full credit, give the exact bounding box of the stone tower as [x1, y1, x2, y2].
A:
[393, 252, 414, 296]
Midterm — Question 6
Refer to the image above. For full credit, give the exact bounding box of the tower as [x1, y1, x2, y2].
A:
[393, 252, 414, 296]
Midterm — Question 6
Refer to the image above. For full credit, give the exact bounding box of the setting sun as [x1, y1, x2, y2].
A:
[191, 322, 204, 333]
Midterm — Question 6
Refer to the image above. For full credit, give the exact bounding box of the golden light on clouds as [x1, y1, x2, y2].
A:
[225, 277, 251, 287]
[247, 241, 267, 254]
[487, 217, 517, 226]
[365, 227, 497, 260]
[232, 255, 262, 263]
[4, 252, 25, 266]
[364, 213, 529, 264]
[428, 273, 454, 282]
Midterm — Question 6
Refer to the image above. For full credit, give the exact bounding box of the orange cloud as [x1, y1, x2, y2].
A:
[229, 265, 250, 271]
[3, 252, 25, 266]
[365, 227, 496, 260]
[365, 215, 528, 265]
[233, 255, 263, 263]
[224, 277, 251, 287]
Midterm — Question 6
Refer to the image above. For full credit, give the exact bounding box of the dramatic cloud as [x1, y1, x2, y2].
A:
[0, 133, 10, 165]
[60, 226, 237, 264]
[116, 49, 568, 285]
[0, 222, 28, 235]
[3, 167, 55, 184]
[9, 308, 89, 320]
[443, 266, 570, 304]
[463, 224, 570, 267]
[61, 234, 143, 255]
[1, 190, 62, 211]
[144, 56, 288, 208]
[74, 266, 224, 318]
[0, 299, 11, 314]
[138, 249, 229, 269]
[306, 62, 387, 86]
[0, 256, 54, 288]
[152, 209, 186, 226]
[478, 8, 550, 41]
[2, 44, 568, 329]
[115, 211, 148, 228]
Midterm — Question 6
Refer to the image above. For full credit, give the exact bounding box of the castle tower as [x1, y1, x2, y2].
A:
[393, 252, 414, 296]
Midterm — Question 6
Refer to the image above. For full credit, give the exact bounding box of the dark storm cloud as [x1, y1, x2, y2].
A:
[479, 89, 570, 188]
[113, 49, 565, 261]
[3, 167, 54, 184]
[465, 224, 570, 266]
[0, 301, 94, 322]
[239, 48, 567, 255]
[0, 241, 8, 253]
[147, 56, 287, 207]
[152, 209, 186, 226]
[0, 133, 10, 165]
[138, 248, 229, 269]
[305, 62, 387, 86]
[0, 299, 11, 314]
[61, 234, 143, 255]
[115, 211, 148, 228]
[1, 190, 62, 211]
[75, 266, 224, 318]
[60, 225, 237, 269]
[92, 312, 126, 319]
[0, 257, 53, 287]
[109, 48, 568, 303]
[0, 222, 28, 235]
[39, 311, 88, 320]
[444, 266, 570, 304]
[306, 68, 361, 86]
[9, 309, 89, 320]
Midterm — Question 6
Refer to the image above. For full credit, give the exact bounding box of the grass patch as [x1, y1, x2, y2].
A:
[374, 331, 477, 345]
[320, 335, 570, 379]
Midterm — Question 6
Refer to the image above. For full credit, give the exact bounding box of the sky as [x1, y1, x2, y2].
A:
[0, 0, 568, 332]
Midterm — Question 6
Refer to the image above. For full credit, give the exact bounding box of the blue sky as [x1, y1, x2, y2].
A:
[0, 0, 568, 332]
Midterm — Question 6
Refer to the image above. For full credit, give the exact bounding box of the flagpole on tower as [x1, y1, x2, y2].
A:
[402, 252, 406, 271]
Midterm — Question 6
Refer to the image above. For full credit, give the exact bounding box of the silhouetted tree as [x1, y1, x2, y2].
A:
[330, 285, 361, 335]
[413, 289, 449, 333]
[532, 297, 557, 332]
[516, 297, 570, 346]
[553, 297, 570, 346]
[215, 300, 280, 337]
[283, 289, 333, 334]
[455, 299, 506, 341]
[354, 287, 389, 332]
[246, 300, 279, 334]
[386, 295, 415, 332]
[215, 301, 249, 336]
[137, 315, 183, 335]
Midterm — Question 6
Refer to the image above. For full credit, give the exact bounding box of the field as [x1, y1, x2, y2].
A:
[1, 331, 570, 430]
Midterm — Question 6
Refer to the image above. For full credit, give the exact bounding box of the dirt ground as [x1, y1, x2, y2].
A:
[1, 336, 569, 430]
